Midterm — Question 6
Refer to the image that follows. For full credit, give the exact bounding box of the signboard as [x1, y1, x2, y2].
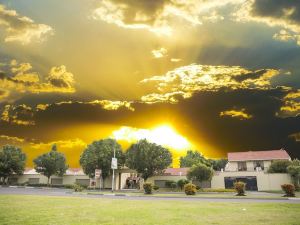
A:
[95, 169, 101, 178]
[111, 158, 118, 169]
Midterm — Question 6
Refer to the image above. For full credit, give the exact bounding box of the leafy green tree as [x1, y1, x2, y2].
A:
[187, 163, 213, 184]
[80, 139, 125, 180]
[33, 144, 68, 185]
[0, 145, 26, 184]
[209, 158, 228, 171]
[126, 139, 172, 181]
[268, 160, 291, 173]
[177, 179, 189, 190]
[287, 159, 300, 189]
[179, 150, 211, 168]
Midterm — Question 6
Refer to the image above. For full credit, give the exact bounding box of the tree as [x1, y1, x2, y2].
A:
[209, 158, 228, 171]
[268, 160, 291, 173]
[126, 139, 172, 181]
[80, 139, 125, 180]
[33, 144, 68, 185]
[179, 150, 211, 168]
[187, 163, 213, 184]
[287, 159, 300, 189]
[0, 145, 26, 184]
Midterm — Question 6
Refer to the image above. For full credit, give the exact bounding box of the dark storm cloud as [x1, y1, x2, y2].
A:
[251, 0, 300, 25]
[1, 88, 300, 159]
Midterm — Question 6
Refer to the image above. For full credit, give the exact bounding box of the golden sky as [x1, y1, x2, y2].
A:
[1, 0, 300, 167]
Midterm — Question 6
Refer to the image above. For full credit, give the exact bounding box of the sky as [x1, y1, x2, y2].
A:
[0, 0, 300, 167]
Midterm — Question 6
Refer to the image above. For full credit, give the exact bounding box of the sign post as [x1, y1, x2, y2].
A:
[95, 169, 101, 189]
[111, 147, 117, 192]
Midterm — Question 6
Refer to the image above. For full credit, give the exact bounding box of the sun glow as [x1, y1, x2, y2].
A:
[112, 125, 191, 151]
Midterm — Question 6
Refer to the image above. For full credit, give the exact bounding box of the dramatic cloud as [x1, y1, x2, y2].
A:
[0, 104, 35, 126]
[0, 61, 76, 101]
[30, 138, 86, 150]
[140, 64, 281, 103]
[0, 134, 24, 143]
[220, 108, 253, 120]
[234, 0, 300, 45]
[92, 0, 242, 35]
[280, 89, 300, 117]
[0, 4, 53, 44]
[152, 47, 168, 58]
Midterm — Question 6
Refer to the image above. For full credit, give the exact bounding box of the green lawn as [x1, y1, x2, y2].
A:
[0, 195, 300, 225]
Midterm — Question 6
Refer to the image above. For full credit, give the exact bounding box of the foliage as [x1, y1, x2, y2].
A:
[177, 179, 189, 190]
[72, 184, 84, 192]
[199, 188, 235, 193]
[281, 184, 296, 197]
[287, 159, 300, 190]
[268, 160, 291, 173]
[209, 158, 228, 171]
[33, 144, 68, 185]
[184, 183, 197, 195]
[143, 182, 153, 194]
[187, 164, 213, 183]
[234, 181, 246, 196]
[165, 180, 177, 188]
[153, 185, 159, 191]
[80, 139, 125, 180]
[64, 184, 74, 189]
[0, 145, 26, 184]
[125, 139, 172, 181]
[195, 185, 201, 190]
[180, 150, 211, 168]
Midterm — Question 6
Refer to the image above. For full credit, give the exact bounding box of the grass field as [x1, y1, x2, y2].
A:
[0, 195, 300, 225]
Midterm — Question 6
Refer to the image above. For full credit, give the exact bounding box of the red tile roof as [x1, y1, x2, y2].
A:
[228, 149, 291, 161]
[162, 168, 189, 176]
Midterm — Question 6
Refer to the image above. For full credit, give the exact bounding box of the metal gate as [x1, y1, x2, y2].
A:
[224, 176, 258, 191]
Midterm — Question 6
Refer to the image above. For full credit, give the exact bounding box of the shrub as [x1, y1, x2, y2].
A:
[234, 181, 246, 196]
[177, 179, 189, 190]
[281, 184, 296, 197]
[72, 184, 84, 192]
[143, 182, 153, 194]
[64, 184, 74, 189]
[184, 183, 197, 195]
[165, 180, 177, 188]
[170, 182, 177, 189]
[153, 185, 159, 191]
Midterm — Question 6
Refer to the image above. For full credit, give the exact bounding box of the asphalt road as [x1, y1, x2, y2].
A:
[1, 187, 300, 203]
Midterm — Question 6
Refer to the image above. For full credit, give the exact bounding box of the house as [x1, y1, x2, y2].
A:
[9, 167, 137, 191]
[211, 149, 292, 191]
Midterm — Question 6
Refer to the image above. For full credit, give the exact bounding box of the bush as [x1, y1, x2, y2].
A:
[195, 185, 201, 190]
[64, 184, 74, 189]
[281, 184, 296, 197]
[184, 183, 197, 195]
[143, 182, 153, 194]
[177, 179, 189, 190]
[72, 184, 84, 192]
[153, 185, 159, 191]
[234, 181, 246, 196]
[165, 180, 177, 188]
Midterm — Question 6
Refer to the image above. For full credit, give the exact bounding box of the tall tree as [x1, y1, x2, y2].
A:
[179, 150, 211, 168]
[0, 145, 26, 184]
[268, 160, 291, 173]
[187, 163, 214, 184]
[209, 158, 228, 171]
[33, 144, 68, 185]
[126, 139, 172, 181]
[80, 139, 125, 180]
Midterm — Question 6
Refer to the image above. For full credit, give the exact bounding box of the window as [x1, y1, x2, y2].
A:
[253, 161, 264, 170]
[238, 162, 247, 171]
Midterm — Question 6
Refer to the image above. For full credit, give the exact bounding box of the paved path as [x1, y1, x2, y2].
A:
[1, 187, 300, 203]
